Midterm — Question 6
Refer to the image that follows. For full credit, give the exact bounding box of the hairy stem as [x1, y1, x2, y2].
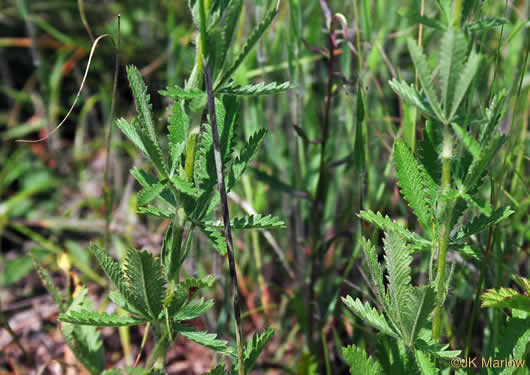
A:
[452, 0, 463, 28]
[204, 62, 245, 375]
[432, 125, 453, 341]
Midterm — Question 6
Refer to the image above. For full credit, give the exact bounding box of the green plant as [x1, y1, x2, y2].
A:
[480, 276, 529, 374]
[341, 2, 518, 373]
[32, 0, 289, 373]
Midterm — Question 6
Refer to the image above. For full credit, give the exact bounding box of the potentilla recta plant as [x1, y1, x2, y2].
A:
[33, 1, 290, 374]
[341, 1, 516, 373]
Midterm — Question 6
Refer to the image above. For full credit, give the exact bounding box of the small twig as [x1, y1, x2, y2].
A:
[103, 14, 121, 248]
[77, 0, 94, 42]
[0, 309, 29, 360]
[204, 61, 245, 375]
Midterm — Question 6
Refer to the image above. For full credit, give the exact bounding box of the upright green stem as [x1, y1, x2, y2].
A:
[452, 0, 463, 28]
[432, 125, 453, 341]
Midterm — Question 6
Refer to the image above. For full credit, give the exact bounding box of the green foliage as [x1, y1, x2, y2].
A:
[214, 6, 279, 89]
[61, 289, 105, 375]
[60, 310, 148, 326]
[218, 81, 292, 96]
[123, 249, 166, 320]
[174, 323, 235, 356]
[205, 214, 286, 229]
[241, 328, 275, 372]
[393, 140, 434, 234]
[343, 231, 437, 355]
[342, 345, 382, 375]
[8, 0, 526, 373]
[481, 276, 530, 313]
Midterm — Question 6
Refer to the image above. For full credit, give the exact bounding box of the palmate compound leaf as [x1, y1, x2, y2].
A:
[159, 85, 204, 100]
[481, 287, 530, 313]
[109, 290, 146, 317]
[381, 231, 414, 344]
[161, 221, 184, 284]
[137, 205, 175, 219]
[229, 128, 268, 189]
[123, 249, 166, 320]
[414, 350, 439, 375]
[205, 214, 286, 229]
[359, 237, 385, 302]
[195, 127, 269, 220]
[34, 260, 65, 312]
[218, 81, 292, 96]
[131, 168, 176, 209]
[170, 175, 201, 198]
[388, 79, 437, 119]
[167, 100, 189, 175]
[513, 276, 530, 295]
[406, 39, 444, 122]
[449, 50, 480, 121]
[173, 298, 214, 321]
[90, 245, 139, 312]
[137, 180, 167, 206]
[60, 288, 104, 375]
[393, 140, 434, 235]
[59, 310, 148, 327]
[450, 206, 514, 242]
[199, 225, 227, 255]
[214, 6, 279, 90]
[439, 29, 466, 118]
[166, 275, 217, 317]
[116, 118, 147, 155]
[342, 296, 399, 338]
[464, 134, 506, 191]
[239, 328, 275, 372]
[418, 120, 443, 202]
[126, 65, 157, 144]
[358, 210, 431, 251]
[401, 286, 436, 345]
[137, 126, 169, 179]
[414, 329, 461, 359]
[451, 122, 480, 159]
[342, 345, 382, 375]
[194, 97, 238, 188]
[499, 318, 530, 374]
[480, 91, 507, 146]
[174, 322, 235, 357]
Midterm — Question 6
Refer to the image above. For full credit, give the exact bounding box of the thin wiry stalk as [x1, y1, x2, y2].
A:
[103, 15, 120, 249]
[204, 62, 245, 375]
[308, 10, 341, 358]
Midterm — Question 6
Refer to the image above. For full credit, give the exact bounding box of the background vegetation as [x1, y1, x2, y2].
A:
[0, 0, 528, 373]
